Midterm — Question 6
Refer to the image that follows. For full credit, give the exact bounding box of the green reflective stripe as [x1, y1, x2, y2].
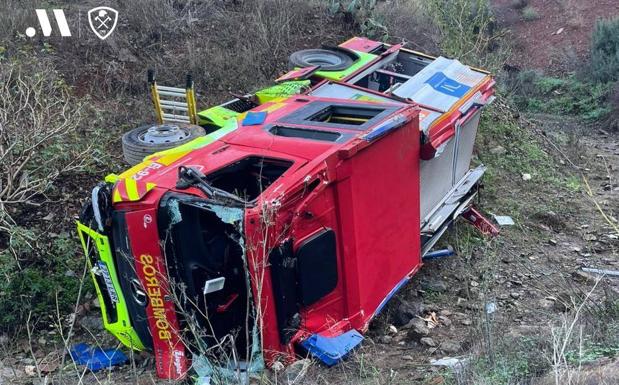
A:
[197, 106, 239, 128]
[76, 221, 145, 351]
[314, 51, 377, 81]
[255, 80, 311, 104]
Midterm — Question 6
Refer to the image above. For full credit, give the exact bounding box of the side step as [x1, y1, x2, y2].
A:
[148, 70, 198, 125]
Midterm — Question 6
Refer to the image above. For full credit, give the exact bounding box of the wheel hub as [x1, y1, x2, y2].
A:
[141, 124, 188, 144]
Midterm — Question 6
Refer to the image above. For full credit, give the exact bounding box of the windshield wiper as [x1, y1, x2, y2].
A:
[176, 166, 246, 206]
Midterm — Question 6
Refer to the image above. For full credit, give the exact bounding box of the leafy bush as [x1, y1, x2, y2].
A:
[591, 17, 619, 83]
[423, 0, 506, 69]
[327, 0, 388, 40]
[605, 82, 619, 131]
[513, 71, 612, 121]
[0, 227, 89, 330]
[521, 6, 540, 21]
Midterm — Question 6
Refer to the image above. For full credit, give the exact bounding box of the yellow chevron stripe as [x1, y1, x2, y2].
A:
[112, 188, 122, 203]
[124, 178, 140, 201]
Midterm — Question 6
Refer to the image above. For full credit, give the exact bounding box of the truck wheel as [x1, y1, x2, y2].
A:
[121, 123, 205, 165]
[289, 48, 354, 71]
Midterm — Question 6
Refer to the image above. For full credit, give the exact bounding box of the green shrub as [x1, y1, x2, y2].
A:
[513, 71, 612, 121]
[521, 6, 540, 21]
[423, 0, 506, 70]
[0, 227, 90, 331]
[591, 17, 619, 83]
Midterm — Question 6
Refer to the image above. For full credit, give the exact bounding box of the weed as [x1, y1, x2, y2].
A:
[521, 6, 540, 21]
[510, 0, 528, 10]
[0, 227, 90, 331]
[424, 0, 508, 70]
[513, 71, 612, 121]
[591, 17, 619, 83]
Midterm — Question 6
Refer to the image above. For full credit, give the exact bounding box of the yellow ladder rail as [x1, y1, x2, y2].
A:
[147, 70, 198, 125]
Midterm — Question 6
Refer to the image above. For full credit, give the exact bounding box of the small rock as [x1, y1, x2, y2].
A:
[548, 239, 557, 246]
[78, 315, 104, 331]
[388, 325, 398, 335]
[522, 173, 532, 181]
[461, 318, 472, 326]
[420, 337, 437, 347]
[470, 281, 479, 288]
[497, 293, 509, 300]
[439, 341, 461, 354]
[402, 355, 414, 361]
[392, 299, 424, 327]
[421, 278, 448, 293]
[407, 318, 430, 341]
[583, 233, 597, 242]
[438, 315, 452, 327]
[572, 246, 582, 252]
[510, 292, 521, 299]
[284, 359, 310, 383]
[379, 335, 393, 344]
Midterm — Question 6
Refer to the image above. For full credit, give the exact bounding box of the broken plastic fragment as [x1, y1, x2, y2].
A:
[300, 330, 364, 366]
[492, 215, 515, 226]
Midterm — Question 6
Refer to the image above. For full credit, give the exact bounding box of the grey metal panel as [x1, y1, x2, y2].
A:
[309, 83, 398, 103]
[421, 165, 486, 233]
[420, 137, 456, 222]
[392, 56, 487, 112]
[454, 111, 481, 182]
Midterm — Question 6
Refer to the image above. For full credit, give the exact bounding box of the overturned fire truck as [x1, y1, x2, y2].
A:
[76, 37, 497, 380]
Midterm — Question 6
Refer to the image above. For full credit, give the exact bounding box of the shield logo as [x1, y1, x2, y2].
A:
[88, 6, 118, 40]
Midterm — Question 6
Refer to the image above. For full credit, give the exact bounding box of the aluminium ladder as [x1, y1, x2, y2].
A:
[148, 70, 198, 125]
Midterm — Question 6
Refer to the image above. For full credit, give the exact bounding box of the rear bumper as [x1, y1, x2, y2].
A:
[76, 221, 146, 350]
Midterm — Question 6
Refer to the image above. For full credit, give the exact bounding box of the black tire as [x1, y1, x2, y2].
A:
[121, 123, 205, 165]
[289, 48, 354, 71]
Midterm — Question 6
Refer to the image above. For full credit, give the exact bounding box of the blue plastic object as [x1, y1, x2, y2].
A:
[70, 343, 128, 371]
[423, 247, 455, 261]
[300, 329, 364, 366]
[242, 111, 267, 126]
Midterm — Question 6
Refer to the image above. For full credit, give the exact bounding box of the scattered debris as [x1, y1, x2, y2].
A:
[421, 312, 440, 329]
[485, 302, 497, 314]
[582, 267, 619, 278]
[493, 215, 515, 226]
[431, 357, 465, 368]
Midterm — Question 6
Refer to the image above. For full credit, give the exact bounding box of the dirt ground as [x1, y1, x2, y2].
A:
[492, 0, 619, 73]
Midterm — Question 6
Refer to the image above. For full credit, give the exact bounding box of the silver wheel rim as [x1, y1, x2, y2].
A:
[139, 124, 189, 144]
